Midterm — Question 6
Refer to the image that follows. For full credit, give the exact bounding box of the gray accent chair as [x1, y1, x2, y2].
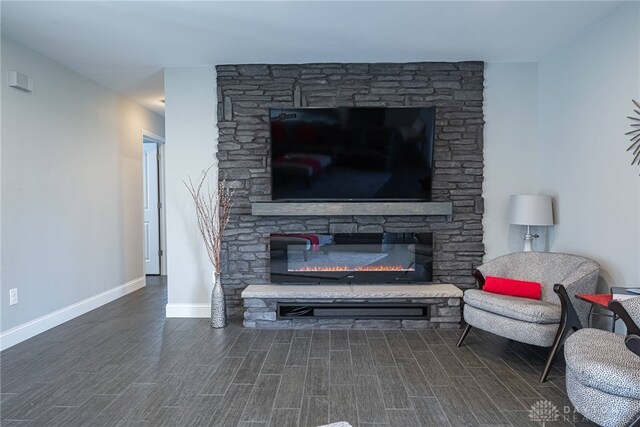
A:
[456, 252, 600, 382]
[564, 297, 640, 427]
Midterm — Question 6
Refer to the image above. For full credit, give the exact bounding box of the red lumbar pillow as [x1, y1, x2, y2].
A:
[483, 276, 542, 300]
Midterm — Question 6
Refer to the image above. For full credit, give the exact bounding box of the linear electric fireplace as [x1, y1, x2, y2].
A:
[270, 232, 433, 284]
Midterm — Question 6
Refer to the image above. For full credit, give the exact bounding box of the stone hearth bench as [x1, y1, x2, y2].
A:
[241, 284, 463, 329]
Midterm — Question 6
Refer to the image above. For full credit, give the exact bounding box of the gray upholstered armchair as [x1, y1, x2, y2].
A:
[564, 297, 640, 427]
[456, 252, 600, 382]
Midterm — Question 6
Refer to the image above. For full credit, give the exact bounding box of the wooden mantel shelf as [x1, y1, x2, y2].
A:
[251, 201, 452, 216]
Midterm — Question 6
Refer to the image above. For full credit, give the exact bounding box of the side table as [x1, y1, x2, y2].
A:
[575, 293, 618, 332]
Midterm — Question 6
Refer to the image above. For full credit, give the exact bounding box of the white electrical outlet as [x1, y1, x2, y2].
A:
[9, 288, 18, 306]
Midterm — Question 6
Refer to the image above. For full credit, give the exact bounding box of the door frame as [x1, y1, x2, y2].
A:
[142, 130, 167, 276]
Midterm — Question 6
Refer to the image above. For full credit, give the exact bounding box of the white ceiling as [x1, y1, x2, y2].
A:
[1, 1, 623, 116]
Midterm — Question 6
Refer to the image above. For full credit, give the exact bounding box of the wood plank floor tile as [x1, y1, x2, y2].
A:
[449, 376, 509, 425]
[484, 359, 541, 399]
[48, 394, 117, 427]
[329, 385, 358, 426]
[26, 405, 77, 427]
[228, 331, 260, 358]
[285, 338, 310, 366]
[149, 406, 189, 426]
[445, 338, 486, 369]
[1, 383, 59, 421]
[418, 329, 446, 345]
[304, 358, 329, 397]
[384, 331, 412, 359]
[232, 350, 268, 385]
[261, 342, 291, 375]
[466, 367, 526, 411]
[368, 337, 395, 367]
[401, 330, 429, 352]
[413, 350, 453, 387]
[365, 330, 385, 339]
[386, 409, 421, 427]
[309, 330, 331, 358]
[428, 343, 471, 377]
[207, 383, 253, 427]
[122, 383, 170, 422]
[432, 385, 479, 427]
[274, 330, 294, 344]
[354, 375, 389, 424]
[251, 330, 277, 351]
[178, 395, 221, 426]
[376, 366, 412, 409]
[395, 358, 433, 397]
[90, 383, 156, 425]
[329, 350, 353, 385]
[240, 374, 281, 423]
[330, 330, 349, 351]
[200, 357, 244, 394]
[350, 344, 376, 376]
[273, 366, 306, 409]
[348, 330, 368, 345]
[269, 408, 300, 427]
[237, 421, 267, 427]
[300, 396, 329, 427]
[293, 329, 312, 338]
[411, 396, 451, 427]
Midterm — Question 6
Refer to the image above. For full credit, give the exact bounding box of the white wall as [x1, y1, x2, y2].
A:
[0, 38, 164, 347]
[537, 2, 640, 290]
[483, 62, 540, 260]
[164, 67, 218, 317]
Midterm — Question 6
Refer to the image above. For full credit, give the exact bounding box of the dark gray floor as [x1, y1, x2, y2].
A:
[1, 277, 595, 427]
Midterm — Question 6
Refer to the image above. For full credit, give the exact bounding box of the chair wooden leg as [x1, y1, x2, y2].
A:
[540, 284, 584, 383]
[540, 322, 569, 382]
[456, 324, 472, 347]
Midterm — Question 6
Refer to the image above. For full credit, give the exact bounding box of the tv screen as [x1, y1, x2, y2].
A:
[270, 107, 435, 201]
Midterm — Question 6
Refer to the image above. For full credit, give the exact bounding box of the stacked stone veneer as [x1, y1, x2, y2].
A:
[243, 297, 461, 329]
[216, 62, 485, 321]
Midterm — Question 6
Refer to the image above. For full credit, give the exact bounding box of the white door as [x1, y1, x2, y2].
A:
[143, 142, 160, 274]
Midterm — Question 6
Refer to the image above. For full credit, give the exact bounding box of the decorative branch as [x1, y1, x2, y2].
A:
[183, 165, 233, 273]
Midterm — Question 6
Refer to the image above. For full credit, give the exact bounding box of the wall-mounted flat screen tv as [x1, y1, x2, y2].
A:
[270, 107, 435, 201]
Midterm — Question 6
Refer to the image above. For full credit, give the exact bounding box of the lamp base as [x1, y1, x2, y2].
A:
[523, 233, 539, 252]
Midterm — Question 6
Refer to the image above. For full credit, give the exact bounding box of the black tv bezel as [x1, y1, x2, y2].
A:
[268, 106, 436, 202]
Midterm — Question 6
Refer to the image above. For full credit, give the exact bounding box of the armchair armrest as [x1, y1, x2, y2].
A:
[608, 299, 640, 336]
[556, 268, 599, 329]
[558, 260, 600, 287]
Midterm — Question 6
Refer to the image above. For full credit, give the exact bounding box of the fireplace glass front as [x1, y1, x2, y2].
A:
[270, 233, 432, 284]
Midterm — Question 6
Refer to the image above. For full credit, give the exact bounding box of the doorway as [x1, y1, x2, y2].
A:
[142, 132, 165, 275]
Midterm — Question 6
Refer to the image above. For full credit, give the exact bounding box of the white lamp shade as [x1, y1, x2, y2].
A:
[509, 195, 554, 226]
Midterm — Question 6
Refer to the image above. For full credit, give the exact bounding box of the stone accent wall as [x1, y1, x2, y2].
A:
[216, 62, 485, 318]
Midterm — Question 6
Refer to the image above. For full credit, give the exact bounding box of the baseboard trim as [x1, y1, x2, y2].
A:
[166, 303, 210, 318]
[0, 276, 146, 351]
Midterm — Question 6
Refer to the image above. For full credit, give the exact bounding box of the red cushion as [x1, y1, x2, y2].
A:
[483, 276, 542, 300]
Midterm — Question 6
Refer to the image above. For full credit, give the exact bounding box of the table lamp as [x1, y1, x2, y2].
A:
[509, 195, 554, 252]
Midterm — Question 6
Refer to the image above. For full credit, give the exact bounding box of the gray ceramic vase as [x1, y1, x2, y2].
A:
[211, 272, 227, 328]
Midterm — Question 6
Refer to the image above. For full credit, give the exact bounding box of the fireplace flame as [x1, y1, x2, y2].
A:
[289, 265, 414, 272]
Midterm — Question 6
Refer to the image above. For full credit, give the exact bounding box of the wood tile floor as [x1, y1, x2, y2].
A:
[1, 277, 596, 426]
